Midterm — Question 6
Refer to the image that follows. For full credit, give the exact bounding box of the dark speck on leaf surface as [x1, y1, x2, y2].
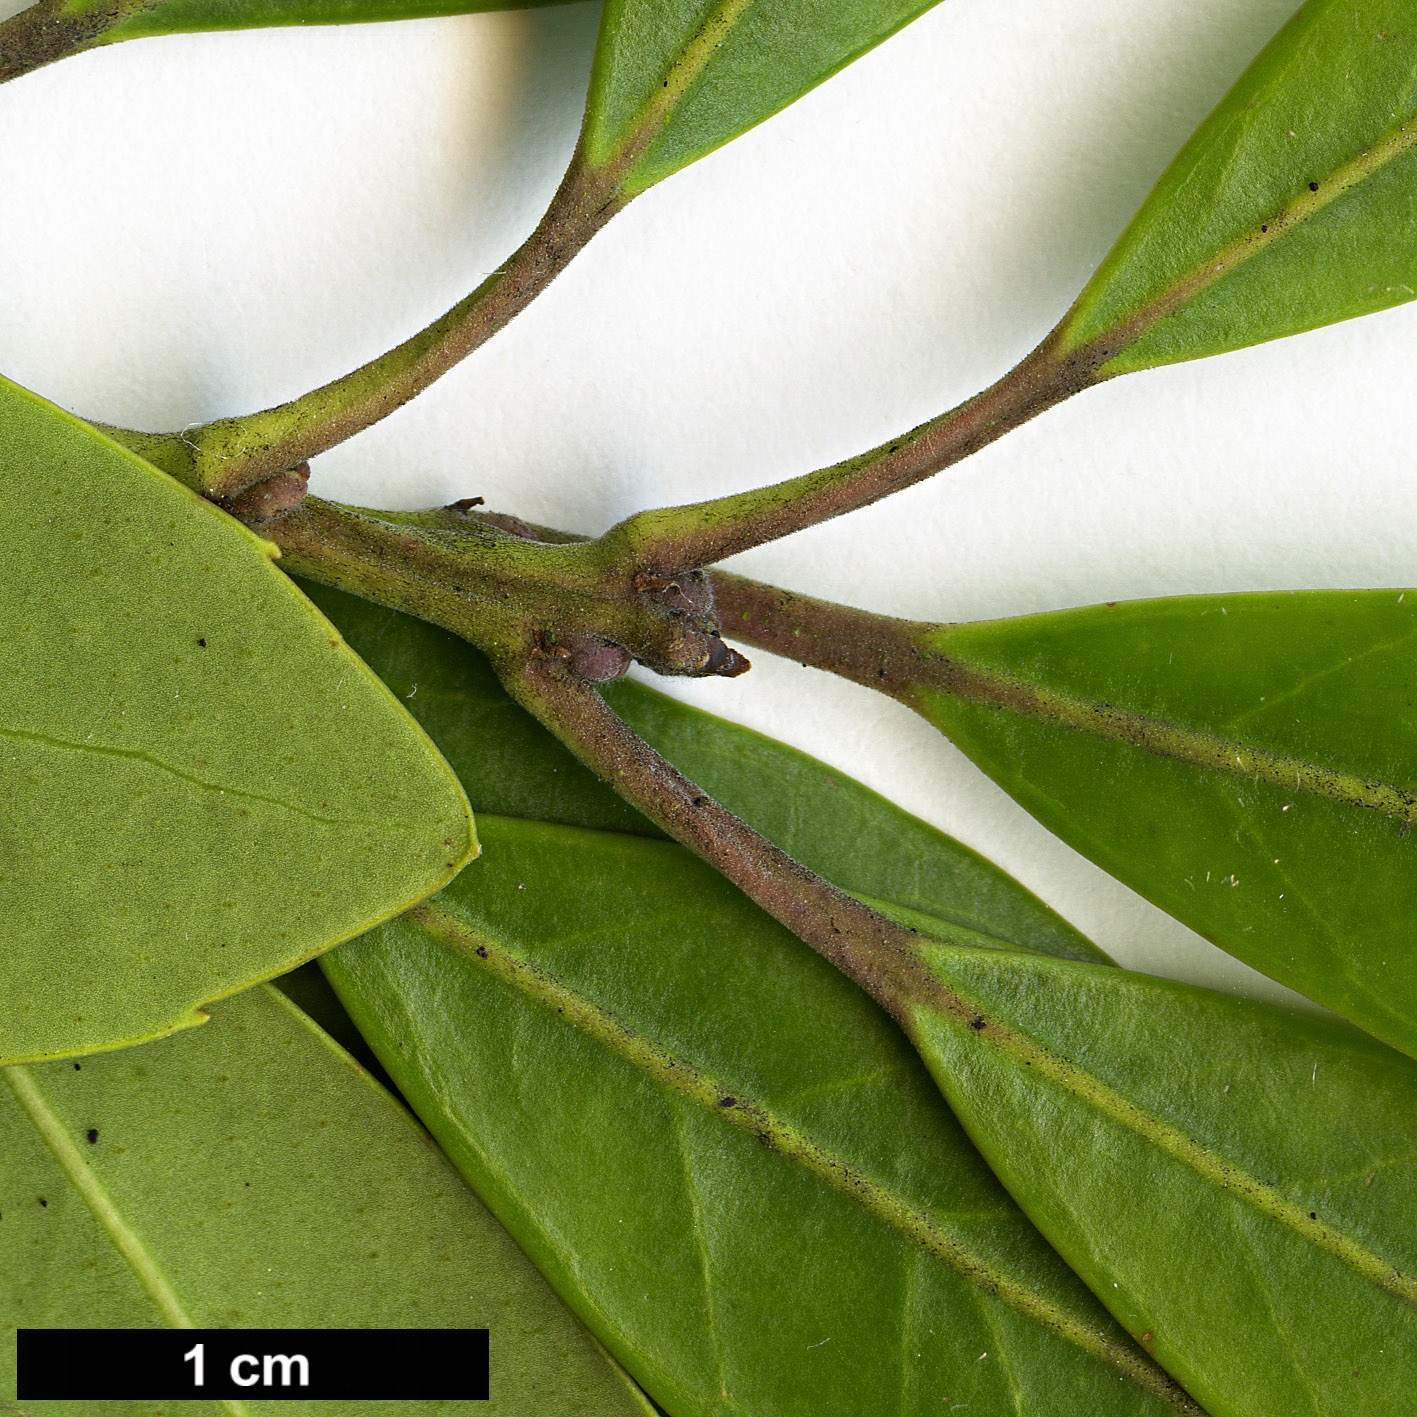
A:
[475, 946, 488, 959]
[1309, 181, 1319, 190]
[719, 1097, 737, 1108]
[969, 1016, 987, 1031]
[86, 1129, 98, 1144]
[198, 638, 206, 647]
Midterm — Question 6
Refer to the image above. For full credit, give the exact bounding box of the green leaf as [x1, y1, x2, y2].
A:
[102, 0, 571, 41]
[1055, 0, 1417, 374]
[298, 578, 1106, 965]
[304, 581, 1194, 1415]
[903, 942, 1417, 1417]
[581, 0, 946, 197]
[271, 957, 396, 1083]
[1, 984, 654, 1416]
[0, 377, 475, 1063]
[0, 0, 572, 79]
[324, 822, 1197, 1417]
[908, 589, 1417, 1059]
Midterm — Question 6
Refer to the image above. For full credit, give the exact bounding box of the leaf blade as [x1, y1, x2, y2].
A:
[910, 588, 1417, 1057]
[904, 944, 1417, 1417]
[0, 984, 652, 1417]
[582, 0, 947, 196]
[1056, 0, 1417, 372]
[324, 817, 1198, 1417]
[305, 582, 1195, 1415]
[0, 378, 475, 1062]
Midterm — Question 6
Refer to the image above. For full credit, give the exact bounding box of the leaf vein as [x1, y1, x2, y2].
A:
[0, 723, 411, 831]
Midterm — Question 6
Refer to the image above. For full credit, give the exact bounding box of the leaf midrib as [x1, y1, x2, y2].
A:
[912, 963, 1417, 1310]
[916, 658, 1417, 827]
[1076, 103, 1417, 363]
[590, 0, 758, 188]
[409, 902, 1200, 1411]
[2, 1067, 248, 1417]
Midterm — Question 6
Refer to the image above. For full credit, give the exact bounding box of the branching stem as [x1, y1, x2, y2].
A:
[494, 656, 942, 1020]
[118, 160, 623, 500]
[597, 328, 1099, 575]
[254, 493, 745, 683]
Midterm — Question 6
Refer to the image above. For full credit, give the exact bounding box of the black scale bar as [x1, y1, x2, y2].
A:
[17, 1328, 489, 1400]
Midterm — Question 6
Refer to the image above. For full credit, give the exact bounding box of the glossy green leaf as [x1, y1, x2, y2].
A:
[581, 0, 945, 197]
[299, 578, 1106, 965]
[909, 589, 1417, 1059]
[1056, 0, 1417, 374]
[904, 942, 1417, 1417]
[0, 984, 653, 1416]
[303, 581, 1195, 1415]
[324, 822, 1198, 1417]
[0, 377, 475, 1063]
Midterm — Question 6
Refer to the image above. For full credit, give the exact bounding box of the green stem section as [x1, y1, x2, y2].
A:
[120, 159, 624, 500]
[413, 899, 1202, 1412]
[711, 572, 1417, 829]
[100, 0, 774, 500]
[261, 494, 741, 680]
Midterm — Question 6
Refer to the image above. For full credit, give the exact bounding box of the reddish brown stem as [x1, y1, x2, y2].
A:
[711, 570, 930, 699]
[495, 654, 942, 1019]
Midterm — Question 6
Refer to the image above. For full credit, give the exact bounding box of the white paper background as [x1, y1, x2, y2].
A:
[4, 0, 1411, 1010]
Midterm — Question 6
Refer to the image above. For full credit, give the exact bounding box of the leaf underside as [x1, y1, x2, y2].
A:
[908, 943, 1417, 1417]
[583, 0, 945, 195]
[0, 379, 474, 1063]
[307, 582, 1195, 1417]
[101, 0, 572, 42]
[1, 984, 650, 1416]
[325, 824, 1195, 1417]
